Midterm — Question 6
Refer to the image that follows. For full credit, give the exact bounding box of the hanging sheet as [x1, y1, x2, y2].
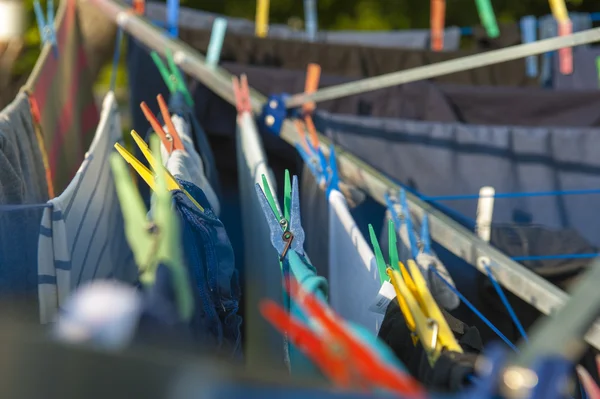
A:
[38, 92, 136, 323]
[25, 0, 99, 194]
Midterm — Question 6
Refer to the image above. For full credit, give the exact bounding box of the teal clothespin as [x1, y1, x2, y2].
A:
[206, 18, 227, 69]
[150, 50, 194, 107]
[33, 0, 58, 57]
[475, 0, 500, 38]
[109, 134, 194, 321]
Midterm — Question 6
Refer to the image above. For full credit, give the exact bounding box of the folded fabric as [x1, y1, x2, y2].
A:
[172, 179, 242, 356]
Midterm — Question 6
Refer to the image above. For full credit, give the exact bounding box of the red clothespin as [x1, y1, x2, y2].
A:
[430, 0, 445, 51]
[232, 74, 252, 116]
[140, 95, 184, 154]
[262, 277, 426, 397]
[133, 0, 145, 14]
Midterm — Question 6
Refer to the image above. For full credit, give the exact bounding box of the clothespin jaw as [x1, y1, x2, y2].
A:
[109, 134, 193, 321]
[33, 0, 58, 57]
[232, 74, 252, 115]
[150, 50, 194, 107]
[140, 95, 185, 154]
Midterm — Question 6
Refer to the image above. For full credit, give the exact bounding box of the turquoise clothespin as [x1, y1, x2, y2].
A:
[166, 0, 179, 37]
[206, 18, 227, 69]
[150, 50, 194, 107]
[326, 144, 339, 197]
[475, 0, 499, 38]
[33, 0, 58, 57]
[420, 214, 431, 255]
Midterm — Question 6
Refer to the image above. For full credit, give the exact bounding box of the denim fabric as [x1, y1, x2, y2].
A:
[172, 179, 242, 356]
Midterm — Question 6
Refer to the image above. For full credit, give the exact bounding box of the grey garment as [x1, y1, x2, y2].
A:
[300, 164, 330, 280]
[0, 92, 49, 294]
[144, 2, 461, 50]
[235, 113, 286, 370]
[380, 211, 460, 310]
[552, 45, 600, 90]
[538, 12, 593, 88]
[314, 110, 600, 248]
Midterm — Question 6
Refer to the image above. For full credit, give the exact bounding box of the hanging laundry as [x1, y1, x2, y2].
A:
[37, 92, 137, 324]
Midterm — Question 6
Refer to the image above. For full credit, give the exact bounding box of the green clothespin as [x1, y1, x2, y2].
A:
[284, 169, 292, 222]
[261, 174, 283, 225]
[150, 49, 194, 107]
[475, 0, 499, 39]
[369, 222, 402, 285]
[596, 56, 600, 88]
[109, 134, 194, 321]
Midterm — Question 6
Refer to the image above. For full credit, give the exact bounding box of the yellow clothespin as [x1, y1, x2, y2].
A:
[114, 130, 204, 212]
[387, 260, 463, 365]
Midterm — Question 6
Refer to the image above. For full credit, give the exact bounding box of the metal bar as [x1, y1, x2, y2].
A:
[87, 0, 600, 351]
[284, 27, 600, 108]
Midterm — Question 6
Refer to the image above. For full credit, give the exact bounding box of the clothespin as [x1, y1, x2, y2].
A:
[260, 277, 426, 396]
[368, 221, 402, 285]
[114, 130, 204, 212]
[520, 16, 538, 78]
[140, 94, 185, 154]
[255, 0, 269, 38]
[325, 144, 339, 197]
[475, 0, 499, 39]
[33, 0, 58, 58]
[303, 0, 318, 42]
[430, 0, 445, 51]
[109, 134, 194, 321]
[420, 214, 431, 255]
[577, 365, 600, 399]
[596, 56, 600, 88]
[166, 0, 179, 37]
[150, 50, 194, 107]
[400, 190, 420, 260]
[475, 186, 495, 243]
[387, 261, 463, 366]
[206, 18, 227, 69]
[549, 0, 573, 75]
[132, 0, 145, 14]
[232, 74, 252, 116]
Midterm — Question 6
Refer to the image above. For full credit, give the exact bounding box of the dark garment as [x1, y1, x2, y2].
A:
[178, 25, 537, 87]
[172, 179, 242, 357]
[552, 45, 600, 91]
[378, 298, 482, 391]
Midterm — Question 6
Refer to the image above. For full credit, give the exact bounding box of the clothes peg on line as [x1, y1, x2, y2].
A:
[166, 0, 179, 37]
[255, 0, 269, 38]
[232, 74, 252, 116]
[150, 50, 194, 107]
[520, 16, 538, 78]
[33, 0, 58, 57]
[303, 0, 318, 42]
[140, 94, 185, 154]
[430, 0, 445, 51]
[109, 134, 194, 321]
[474, 0, 499, 38]
[206, 18, 227, 69]
[132, 0, 145, 14]
[549, 0, 573, 75]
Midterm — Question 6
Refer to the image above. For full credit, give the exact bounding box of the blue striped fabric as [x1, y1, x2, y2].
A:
[37, 92, 137, 323]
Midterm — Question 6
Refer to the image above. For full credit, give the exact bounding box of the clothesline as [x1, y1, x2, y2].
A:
[87, 0, 600, 352]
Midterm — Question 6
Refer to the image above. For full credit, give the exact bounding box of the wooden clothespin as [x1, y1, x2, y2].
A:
[150, 50, 194, 107]
[232, 74, 252, 116]
[114, 130, 204, 212]
[140, 94, 185, 154]
[475, 0, 499, 39]
[430, 0, 445, 51]
[549, 0, 573, 75]
[109, 134, 194, 321]
[33, 0, 58, 57]
[255, 0, 270, 38]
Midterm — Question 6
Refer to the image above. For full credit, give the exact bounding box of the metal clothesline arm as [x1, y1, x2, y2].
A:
[87, 0, 600, 352]
[284, 27, 600, 108]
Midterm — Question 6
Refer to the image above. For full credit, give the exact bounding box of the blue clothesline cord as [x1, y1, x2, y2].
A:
[422, 188, 600, 202]
[460, 12, 600, 35]
[512, 253, 598, 262]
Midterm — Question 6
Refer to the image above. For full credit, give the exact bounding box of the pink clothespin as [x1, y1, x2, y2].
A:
[557, 20, 573, 75]
[232, 74, 252, 117]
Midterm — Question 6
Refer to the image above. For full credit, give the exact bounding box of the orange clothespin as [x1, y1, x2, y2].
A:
[232, 74, 252, 116]
[133, 0, 145, 14]
[140, 94, 184, 154]
[261, 277, 426, 397]
[430, 0, 445, 51]
[302, 63, 321, 150]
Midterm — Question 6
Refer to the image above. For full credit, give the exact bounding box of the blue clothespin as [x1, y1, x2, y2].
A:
[295, 143, 321, 181]
[33, 0, 58, 58]
[261, 94, 295, 136]
[420, 214, 432, 255]
[399, 189, 420, 260]
[303, 0, 318, 42]
[166, 0, 179, 37]
[461, 343, 509, 399]
[206, 18, 227, 68]
[326, 144, 339, 197]
[521, 16, 538, 78]
[523, 356, 573, 399]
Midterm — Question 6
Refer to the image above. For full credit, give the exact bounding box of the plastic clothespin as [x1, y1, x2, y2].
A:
[520, 16, 538, 78]
[232, 74, 252, 116]
[33, 0, 58, 58]
[114, 130, 204, 212]
[166, 0, 179, 38]
[596, 56, 600, 88]
[549, 0, 573, 75]
[255, 0, 270, 38]
[132, 0, 145, 14]
[261, 277, 426, 396]
[140, 94, 185, 154]
[303, 0, 318, 42]
[325, 144, 339, 197]
[420, 214, 432, 255]
[109, 134, 194, 321]
[387, 261, 463, 366]
[430, 0, 446, 51]
[150, 50, 194, 107]
[206, 18, 227, 69]
[400, 190, 420, 260]
[577, 365, 600, 399]
[367, 221, 402, 285]
[475, 0, 499, 39]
